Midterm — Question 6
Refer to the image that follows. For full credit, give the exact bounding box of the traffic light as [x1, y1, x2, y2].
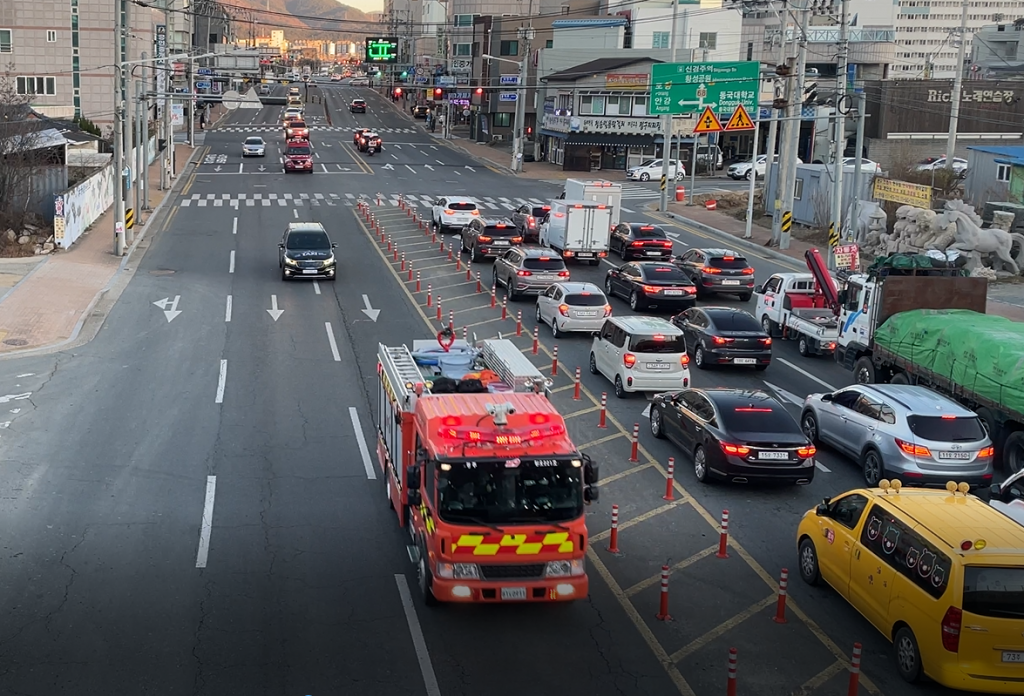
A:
[433, 87, 443, 98]
[394, 87, 402, 96]
[401, 71, 408, 79]
[526, 126, 532, 136]
[475, 87, 483, 96]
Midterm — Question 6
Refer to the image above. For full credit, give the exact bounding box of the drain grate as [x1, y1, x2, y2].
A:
[4, 338, 28, 346]
[149, 269, 176, 275]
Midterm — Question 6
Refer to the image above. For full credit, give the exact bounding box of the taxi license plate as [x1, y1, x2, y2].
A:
[734, 358, 757, 365]
[646, 363, 671, 370]
[1003, 651, 1024, 663]
[758, 451, 790, 460]
[722, 279, 741, 285]
[302, 269, 318, 275]
[664, 290, 683, 296]
[501, 587, 527, 601]
[938, 451, 972, 460]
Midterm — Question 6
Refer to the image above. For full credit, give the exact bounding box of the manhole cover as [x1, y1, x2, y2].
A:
[4, 338, 28, 346]
[149, 269, 176, 275]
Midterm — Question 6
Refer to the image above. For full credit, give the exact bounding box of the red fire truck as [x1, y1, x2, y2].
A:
[376, 335, 599, 605]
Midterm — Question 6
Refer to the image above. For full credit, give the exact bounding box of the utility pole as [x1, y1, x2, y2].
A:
[763, 0, 789, 214]
[135, 77, 144, 223]
[945, 0, 969, 170]
[849, 90, 866, 243]
[140, 49, 151, 211]
[511, 20, 534, 173]
[187, 57, 195, 147]
[114, 0, 127, 256]
[658, 0, 681, 211]
[778, 2, 811, 250]
[827, 0, 850, 269]
[163, 0, 174, 188]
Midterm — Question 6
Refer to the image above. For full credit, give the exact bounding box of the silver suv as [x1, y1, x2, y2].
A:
[800, 384, 995, 487]
[493, 246, 569, 300]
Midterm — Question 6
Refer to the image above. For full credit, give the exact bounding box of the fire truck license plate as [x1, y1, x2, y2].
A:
[501, 587, 527, 600]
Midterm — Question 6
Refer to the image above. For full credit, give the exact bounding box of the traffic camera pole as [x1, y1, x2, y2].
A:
[658, 0, 681, 211]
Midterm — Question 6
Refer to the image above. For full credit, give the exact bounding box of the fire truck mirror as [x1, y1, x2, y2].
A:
[406, 464, 421, 490]
[583, 457, 599, 485]
[407, 488, 422, 507]
[584, 486, 600, 504]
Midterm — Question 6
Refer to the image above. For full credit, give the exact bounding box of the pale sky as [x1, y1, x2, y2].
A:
[340, 0, 383, 14]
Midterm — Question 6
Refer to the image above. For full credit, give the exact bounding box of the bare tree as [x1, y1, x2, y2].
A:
[0, 70, 49, 232]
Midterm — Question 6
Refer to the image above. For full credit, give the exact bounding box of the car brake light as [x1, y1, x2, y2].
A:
[640, 226, 655, 230]
[941, 415, 958, 420]
[557, 271, 571, 277]
[542, 206, 550, 210]
[660, 240, 673, 247]
[723, 256, 735, 261]
[702, 266, 722, 274]
[527, 216, 535, 225]
[517, 270, 532, 276]
[495, 224, 506, 228]
[712, 336, 734, 345]
[978, 446, 994, 457]
[471, 210, 480, 216]
[631, 241, 644, 247]
[721, 443, 750, 456]
[478, 236, 492, 243]
[623, 353, 636, 368]
[941, 606, 962, 652]
[895, 438, 932, 457]
[760, 337, 772, 346]
[511, 237, 523, 243]
[604, 304, 613, 317]
[443, 209, 454, 215]
[797, 446, 816, 458]
[741, 267, 755, 275]
[642, 285, 661, 293]
[558, 304, 570, 317]
[681, 354, 689, 365]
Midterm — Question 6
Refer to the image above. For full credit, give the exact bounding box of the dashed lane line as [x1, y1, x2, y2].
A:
[668, 595, 777, 662]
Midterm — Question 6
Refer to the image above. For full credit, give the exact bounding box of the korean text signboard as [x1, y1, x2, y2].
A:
[872, 177, 932, 208]
[155, 25, 167, 118]
[650, 61, 760, 117]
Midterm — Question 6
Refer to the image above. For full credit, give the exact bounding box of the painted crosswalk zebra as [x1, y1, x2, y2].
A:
[215, 126, 419, 134]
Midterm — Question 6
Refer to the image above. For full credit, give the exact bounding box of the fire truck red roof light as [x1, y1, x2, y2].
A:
[437, 424, 567, 444]
[528, 413, 550, 425]
[441, 416, 463, 427]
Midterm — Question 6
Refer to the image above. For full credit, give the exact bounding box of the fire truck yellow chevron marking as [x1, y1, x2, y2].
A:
[452, 532, 575, 555]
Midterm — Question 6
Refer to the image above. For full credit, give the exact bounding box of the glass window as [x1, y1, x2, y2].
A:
[705, 310, 761, 332]
[46, 30, 57, 43]
[523, 257, 567, 270]
[699, 32, 718, 50]
[605, 96, 620, 115]
[286, 231, 328, 249]
[455, 43, 471, 56]
[0, 29, 11, 53]
[564, 293, 607, 306]
[628, 334, 686, 353]
[493, 112, 511, 128]
[963, 566, 1024, 619]
[859, 505, 952, 600]
[828, 494, 869, 530]
[907, 415, 987, 442]
[499, 40, 519, 56]
[641, 265, 689, 282]
[631, 96, 647, 116]
[794, 178, 804, 201]
[447, 201, 476, 211]
[832, 389, 861, 409]
[545, 39, 553, 48]
[652, 31, 670, 49]
[437, 459, 583, 524]
[454, 13, 474, 27]
[718, 406, 801, 434]
[853, 395, 884, 420]
[996, 163, 1011, 183]
[16, 76, 56, 96]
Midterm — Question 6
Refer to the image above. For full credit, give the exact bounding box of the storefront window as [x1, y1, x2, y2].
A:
[632, 97, 647, 117]
[606, 96, 620, 115]
[494, 112, 511, 128]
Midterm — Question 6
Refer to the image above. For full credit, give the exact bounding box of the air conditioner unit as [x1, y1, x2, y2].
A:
[491, 134, 504, 142]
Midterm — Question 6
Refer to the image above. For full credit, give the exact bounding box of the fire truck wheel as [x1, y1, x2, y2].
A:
[417, 541, 439, 606]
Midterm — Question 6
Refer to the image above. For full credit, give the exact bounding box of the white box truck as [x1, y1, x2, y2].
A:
[539, 200, 612, 265]
[560, 179, 623, 228]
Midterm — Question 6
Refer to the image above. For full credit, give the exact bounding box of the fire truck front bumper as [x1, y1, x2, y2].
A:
[431, 574, 588, 602]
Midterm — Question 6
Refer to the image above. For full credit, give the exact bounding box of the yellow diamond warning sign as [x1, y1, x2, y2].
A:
[693, 106, 723, 134]
[724, 104, 755, 131]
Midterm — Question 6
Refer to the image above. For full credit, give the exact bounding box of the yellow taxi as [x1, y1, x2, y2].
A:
[797, 480, 1024, 692]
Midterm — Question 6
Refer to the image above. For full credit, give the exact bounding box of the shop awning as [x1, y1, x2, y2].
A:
[566, 133, 654, 147]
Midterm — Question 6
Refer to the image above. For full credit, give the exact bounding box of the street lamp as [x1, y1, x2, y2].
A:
[482, 44, 533, 173]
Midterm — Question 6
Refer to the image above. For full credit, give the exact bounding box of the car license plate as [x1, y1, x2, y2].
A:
[938, 451, 972, 460]
[722, 279, 741, 285]
[758, 451, 790, 460]
[302, 269, 318, 275]
[577, 252, 594, 258]
[492, 240, 509, 245]
[645, 363, 671, 370]
[1003, 651, 1024, 663]
[646, 251, 662, 256]
[664, 290, 682, 296]
[576, 311, 597, 317]
[734, 358, 757, 365]
[501, 587, 527, 601]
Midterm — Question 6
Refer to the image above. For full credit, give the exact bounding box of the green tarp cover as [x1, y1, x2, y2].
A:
[874, 309, 1024, 418]
[867, 254, 968, 276]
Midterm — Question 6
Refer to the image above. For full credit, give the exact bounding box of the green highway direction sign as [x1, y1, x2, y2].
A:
[650, 61, 760, 117]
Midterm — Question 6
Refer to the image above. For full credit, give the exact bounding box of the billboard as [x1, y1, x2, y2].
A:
[155, 24, 167, 118]
[365, 37, 399, 63]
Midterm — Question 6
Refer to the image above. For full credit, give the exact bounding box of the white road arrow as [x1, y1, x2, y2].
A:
[361, 294, 380, 322]
[340, 167, 351, 171]
[762, 381, 803, 406]
[258, 165, 266, 171]
[266, 295, 284, 321]
[424, 164, 434, 171]
[465, 165, 475, 172]
[214, 165, 222, 172]
[153, 295, 182, 322]
[381, 163, 394, 170]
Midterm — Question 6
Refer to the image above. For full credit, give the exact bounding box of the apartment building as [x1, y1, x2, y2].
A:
[972, 20, 1024, 77]
[0, 0, 165, 127]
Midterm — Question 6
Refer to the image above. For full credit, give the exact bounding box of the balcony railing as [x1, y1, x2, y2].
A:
[782, 28, 896, 43]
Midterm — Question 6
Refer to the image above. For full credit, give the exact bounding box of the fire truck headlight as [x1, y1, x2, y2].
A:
[437, 562, 479, 580]
[545, 559, 585, 578]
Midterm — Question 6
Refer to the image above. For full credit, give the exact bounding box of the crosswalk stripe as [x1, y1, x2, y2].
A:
[177, 191, 616, 210]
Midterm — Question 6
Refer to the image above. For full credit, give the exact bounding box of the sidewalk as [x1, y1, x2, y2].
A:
[0, 141, 199, 356]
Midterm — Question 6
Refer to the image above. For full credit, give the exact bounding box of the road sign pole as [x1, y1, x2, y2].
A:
[744, 118, 761, 239]
[659, 0, 681, 212]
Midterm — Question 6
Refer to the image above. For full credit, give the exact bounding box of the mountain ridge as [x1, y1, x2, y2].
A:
[227, 0, 380, 42]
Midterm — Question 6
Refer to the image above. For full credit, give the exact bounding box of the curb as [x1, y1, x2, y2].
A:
[0, 258, 49, 309]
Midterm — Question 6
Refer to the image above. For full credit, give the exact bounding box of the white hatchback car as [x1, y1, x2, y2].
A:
[626, 159, 685, 182]
[589, 316, 691, 399]
[535, 282, 610, 338]
[431, 196, 480, 234]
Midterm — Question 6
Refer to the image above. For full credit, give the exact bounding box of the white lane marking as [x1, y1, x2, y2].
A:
[776, 357, 838, 391]
[16, 373, 32, 378]
[232, 217, 237, 235]
[349, 407, 377, 480]
[195, 475, 217, 568]
[621, 206, 634, 213]
[293, 208, 299, 219]
[325, 322, 342, 361]
[238, 162, 243, 174]
[815, 461, 832, 473]
[436, 159, 444, 165]
[321, 163, 329, 173]
[394, 574, 443, 696]
[225, 295, 232, 322]
[406, 164, 416, 173]
[229, 250, 235, 274]
[313, 281, 321, 295]
[762, 380, 804, 406]
[215, 359, 227, 404]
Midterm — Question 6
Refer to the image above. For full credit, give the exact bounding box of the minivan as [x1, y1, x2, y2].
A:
[590, 316, 691, 398]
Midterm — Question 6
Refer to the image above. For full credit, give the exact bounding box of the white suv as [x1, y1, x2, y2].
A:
[432, 196, 480, 233]
[589, 316, 691, 399]
[626, 159, 685, 182]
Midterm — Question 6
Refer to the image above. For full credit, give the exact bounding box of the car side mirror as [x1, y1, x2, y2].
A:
[407, 489, 422, 507]
[584, 486, 600, 504]
[332, 243, 338, 249]
[837, 289, 848, 306]
[592, 331, 601, 338]
[278, 243, 284, 249]
[583, 455, 599, 485]
[756, 284, 765, 294]
[405, 464, 421, 491]
[988, 483, 1002, 499]
[815, 496, 832, 517]
[820, 393, 833, 403]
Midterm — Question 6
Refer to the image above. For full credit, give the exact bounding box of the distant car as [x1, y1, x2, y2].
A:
[916, 156, 968, 173]
[279, 222, 337, 281]
[604, 261, 697, 312]
[431, 196, 479, 233]
[257, 84, 271, 96]
[649, 388, 815, 485]
[492, 246, 569, 301]
[535, 282, 610, 338]
[727, 155, 802, 180]
[461, 217, 522, 263]
[353, 128, 373, 144]
[330, 74, 342, 82]
[350, 99, 367, 113]
[672, 248, 756, 301]
[288, 86, 300, 97]
[669, 306, 772, 370]
[511, 203, 550, 244]
[285, 120, 309, 139]
[626, 159, 685, 182]
[610, 222, 674, 261]
[412, 105, 429, 119]
[357, 131, 381, 152]
[842, 157, 882, 174]
[242, 136, 266, 157]
[351, 76, 370, 86]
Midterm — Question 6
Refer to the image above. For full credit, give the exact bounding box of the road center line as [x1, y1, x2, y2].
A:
[229, 250, 235, 274]
[215, 359, 227, 403]
[394, 574, 443, 696]
[325, 322, 342, 361]
[195, 475, 217, 569]
[225, 295, 232, 322]
[776, 357, 838, 391]
[349, 407, 377, 480]
[313, 281, 321, 295]
[232, 217, 237, 235]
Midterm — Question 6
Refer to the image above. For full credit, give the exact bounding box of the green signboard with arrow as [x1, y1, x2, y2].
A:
[649, 61, 760, 117]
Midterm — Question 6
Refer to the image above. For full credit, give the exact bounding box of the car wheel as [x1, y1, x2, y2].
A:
[535, 304, 544, 325]
[416, 541, 439, 607]
[492, 269, 500, 289]
[798, 336, 810, 357]
[629, 291, 641, 311]
[801, 411, 820, 445]
[894, 627, 923, 683]
[551, 319, 561, 338]
[798, 538, 821, 586]
[889, 371, 911, 385]
[862, 448, 885, 487]
[738, 292, 752, 302]
[761, 315, 776, 337]
[650, 408, 665, 438]
[854, 357, 876, 384]
[694, 346, 707, 370]
[746, 170, 753, 180]
[604, 277, 615, 297]
[640, 173, 650, 182]
[693, 446, 709, 482]
[614, 375, 626, 399]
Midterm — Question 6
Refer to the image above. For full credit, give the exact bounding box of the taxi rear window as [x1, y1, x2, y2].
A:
[629, 334, 685, 354]
[963, 567, 1024, 619]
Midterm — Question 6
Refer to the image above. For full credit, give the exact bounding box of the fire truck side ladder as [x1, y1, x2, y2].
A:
[378, 343, 430, 408]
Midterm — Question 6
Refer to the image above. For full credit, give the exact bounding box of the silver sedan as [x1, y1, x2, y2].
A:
[242, 136, 266, 157]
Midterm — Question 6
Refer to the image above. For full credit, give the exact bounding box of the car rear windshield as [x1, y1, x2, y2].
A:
[286, 145, 311, 155]
[708, 256, 749, 269]
[718, 406, 800, 434]
[633, 226, 667, 238]
[290, 121, 307, 128]
[707, 311, 762, 332]
[962, 566, 1024, 620]
[287, 232, 328, 249]
[644, 266, 689, 282]
[907, 415, 986, 442]
[565, 293, 606, 306]
[448, 202, 476, 211]
[523, 258, 565, 271]
[629, 334, 686, 353]
[353, 100, 365, 105]
[487, 225, 518, 237]
[531, 207, 549, 217]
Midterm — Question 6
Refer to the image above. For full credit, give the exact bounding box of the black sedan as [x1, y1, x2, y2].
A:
[670, 307, 772, 370]
[649, 388, 816, 485]
[511, 204, 550, 243]
[604, 262, 696, 311]
[610, 223, 674, 261]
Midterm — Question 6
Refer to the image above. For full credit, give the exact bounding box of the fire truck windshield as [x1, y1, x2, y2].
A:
[436, 458, 583, 525]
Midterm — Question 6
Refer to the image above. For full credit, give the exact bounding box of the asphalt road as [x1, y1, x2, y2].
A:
[0, 81, 964, 696]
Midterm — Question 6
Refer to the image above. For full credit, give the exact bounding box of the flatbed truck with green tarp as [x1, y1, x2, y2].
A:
[834, 255, 1024, 474]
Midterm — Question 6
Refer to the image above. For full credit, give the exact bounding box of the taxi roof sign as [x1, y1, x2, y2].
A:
[724, 104, 755, 131]
[693, 106, 723, 134]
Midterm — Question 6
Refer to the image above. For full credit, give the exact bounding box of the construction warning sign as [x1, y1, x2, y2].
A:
[724, 104, 755, 131]
[693, 106, 723, 134]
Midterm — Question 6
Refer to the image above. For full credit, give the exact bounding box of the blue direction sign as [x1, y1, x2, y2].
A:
[195, 81, 211, 90]
[650, 61, 760, 117]
[499, 92, 517, 102]
[197, 68, 212, 76]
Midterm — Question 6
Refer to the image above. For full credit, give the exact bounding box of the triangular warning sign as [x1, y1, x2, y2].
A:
[724, 104, 755, 131]
[237, 88, 263, 110]
[693, 106, 723, 134]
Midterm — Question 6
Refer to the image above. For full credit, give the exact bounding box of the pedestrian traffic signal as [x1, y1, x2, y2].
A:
[475, 87, 484, 95]
[526, 126, 532, 135]
[401, 71, 408, 78]
[434, 87, 443, 98]
[394, 87, 403, 96]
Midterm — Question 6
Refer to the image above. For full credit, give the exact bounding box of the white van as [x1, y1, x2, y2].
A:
[590, 316, 691, 398]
